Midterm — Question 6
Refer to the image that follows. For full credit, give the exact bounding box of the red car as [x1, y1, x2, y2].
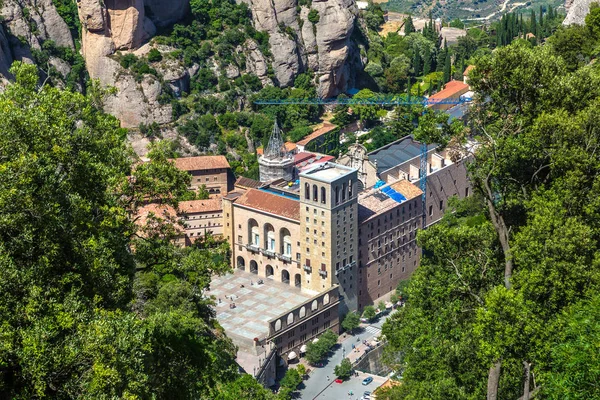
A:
[335, 378, 343, 384]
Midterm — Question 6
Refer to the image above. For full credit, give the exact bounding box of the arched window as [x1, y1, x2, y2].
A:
[342, 183, 346, 201]
[249, 219, 259, 246]
[321, 187, 326, 204]
[236, 256, 245, 270]
[299, 306, 306, 318]
[323, 293, 330, 305]
[275, 319, 282, 331]
[348, 179, 352, 197]
[311, 300, 318, 311]
[280, 228, 292, 256]
[287, 313, 294, 325]
[313, 184, 318, 202]
[264, 224, 275, 251]
[335, 186, 340, 204]
[305, 183, 310, 199]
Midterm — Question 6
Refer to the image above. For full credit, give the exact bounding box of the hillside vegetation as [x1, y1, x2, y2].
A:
[380, 5, 600, 399]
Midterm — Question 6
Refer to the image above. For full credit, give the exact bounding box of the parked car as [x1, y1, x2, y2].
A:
[364, 391, 372, 397]
[335, 378, 343, 384]
[362, 377, 373, 385]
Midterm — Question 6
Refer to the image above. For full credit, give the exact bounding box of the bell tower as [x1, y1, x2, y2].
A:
[258, 120, 295, 183]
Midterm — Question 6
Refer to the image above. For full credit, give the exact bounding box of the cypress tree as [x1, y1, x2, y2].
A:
[423, 46, 432, 76]
[405, 16, 415, 34]
[443, 50, 451, 83]
[407, 76, 412, 96]
[413, 49, 422, 77]
[539, 5, 544, 26]
[530, 9, 537, 36]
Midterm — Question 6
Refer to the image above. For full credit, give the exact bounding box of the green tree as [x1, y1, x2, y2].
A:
[404, 16, 415, 34]
[280, 368, 302, 392]
[342, 312, 361, 333]
[543, 294, 600, 399]
[334, 358, 353, 380]
[215, 374, 276, 400]
[0, 62, 245, 398]
[362, 306, 377, 321]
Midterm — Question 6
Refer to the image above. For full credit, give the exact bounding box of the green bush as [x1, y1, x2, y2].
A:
[334, 358, 353, 380]
[148, 48, 163, 63]
[308, 9, 320, 24]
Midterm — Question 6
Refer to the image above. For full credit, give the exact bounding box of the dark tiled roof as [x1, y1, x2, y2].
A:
[235, 176, 263, 190]
[235, 188, 300, 221]
[368, 136, 436, 173]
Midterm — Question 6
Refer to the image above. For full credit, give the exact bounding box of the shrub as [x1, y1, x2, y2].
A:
[148, 48, 163, 63]
[308, 9, 320, 24]
[334, 358, 353, 380]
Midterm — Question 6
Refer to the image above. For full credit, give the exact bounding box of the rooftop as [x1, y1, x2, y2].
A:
[294, 152, 336, 171]
[171, 155, 230, 171]
[234, 188, 300, 221]
[463, 65, 475, 77]
[428, 80, 470, 102]
[358, 180, 422, 223]
[256, 142, 297, 155]
[368, 136, 436, 174]
[235, 176, 263, 190]
[299, 162, 356, 183]
[210, 270, 315, 344]
[296, 121, 337, 146]
[135, 203, 183, 233]
[178, 198, 222, 214]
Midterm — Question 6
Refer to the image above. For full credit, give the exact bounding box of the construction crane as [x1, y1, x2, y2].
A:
[253, 95, 472, 230]
[253, 95, 471, 106]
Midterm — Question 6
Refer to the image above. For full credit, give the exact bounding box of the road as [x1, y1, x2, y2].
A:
[297, 311, 395, 400]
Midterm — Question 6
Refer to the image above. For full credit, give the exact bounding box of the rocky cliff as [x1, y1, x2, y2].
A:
[563, 0, 594, 25]
[246, 0, 359, 97]
[0, 0, 360, 128]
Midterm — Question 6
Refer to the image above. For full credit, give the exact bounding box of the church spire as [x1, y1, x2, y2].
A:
[264, 119, 288, 159]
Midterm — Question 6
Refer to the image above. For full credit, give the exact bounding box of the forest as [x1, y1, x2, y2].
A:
[378, 5, 600, 399]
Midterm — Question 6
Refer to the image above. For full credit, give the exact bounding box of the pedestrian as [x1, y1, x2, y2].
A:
[326, 375, 329, 381]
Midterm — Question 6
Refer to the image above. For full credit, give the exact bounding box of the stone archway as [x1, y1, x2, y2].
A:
[237, 256, 245, 271]
[282, 269, 290, 284]
[250, 260, 258, 274]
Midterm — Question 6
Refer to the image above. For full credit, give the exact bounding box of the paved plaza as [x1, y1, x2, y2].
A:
[209, 270, 315, 345]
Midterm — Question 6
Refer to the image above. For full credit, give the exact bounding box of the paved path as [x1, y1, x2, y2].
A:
[297, 311, 395, 400]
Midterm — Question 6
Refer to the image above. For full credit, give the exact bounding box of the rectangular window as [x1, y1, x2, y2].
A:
[299, 323, 307, 332]
[440, 200, 444, 210]
[288, 330, 295, 338]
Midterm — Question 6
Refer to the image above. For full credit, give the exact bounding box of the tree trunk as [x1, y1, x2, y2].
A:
[522, 361, 531, 400]
[483, 177, 513, 289]
[487, 361, 502, 400]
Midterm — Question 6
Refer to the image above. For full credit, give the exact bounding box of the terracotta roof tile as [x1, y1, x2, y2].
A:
[463, 65, 475, 76]
[296, 122, 337, 146]
[135, 203, 183, 233]
[428, 80, 469, 101]
[178, 199, 222, 214]
[235, 188, 300, 221]
[390, 179, 423, 199]
[358, 180, 422, 223]
[171, 156, 230, 171]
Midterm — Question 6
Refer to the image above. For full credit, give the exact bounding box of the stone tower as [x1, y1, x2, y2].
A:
[259, 121, 295, 183]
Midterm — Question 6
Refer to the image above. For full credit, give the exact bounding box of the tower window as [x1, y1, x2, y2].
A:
[321, 187, 326, 204]
[313, 184, 318, 202]
[305, 183, 310, 200]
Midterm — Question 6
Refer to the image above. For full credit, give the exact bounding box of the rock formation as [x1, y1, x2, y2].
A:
[77, 0, 178, 128]
[245, 0, 359, 97]
[563, 0, 595, 25]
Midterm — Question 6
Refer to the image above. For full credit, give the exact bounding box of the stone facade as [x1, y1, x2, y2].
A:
[172, 156, 234, 195]
[298, 164, 359, 313]
[268, 286, 340, 357]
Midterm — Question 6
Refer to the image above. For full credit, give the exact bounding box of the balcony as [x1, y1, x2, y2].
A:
[319, 269, 328, 278]
[277, 253, 292, 263]
[247, 244, 260, 253]
[335, 261, 356, 275]
[303, 265, 312, 273]
[261, 248, 276, 258]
